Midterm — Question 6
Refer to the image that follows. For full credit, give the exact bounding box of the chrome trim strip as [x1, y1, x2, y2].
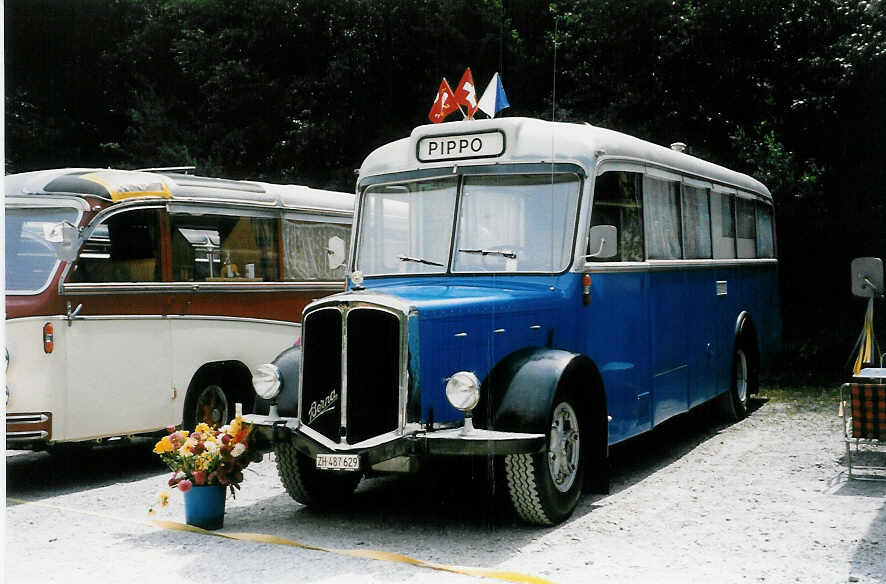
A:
[6, 315, 68, 324]
[62, 281, 343, 295]
[310, 291, 416, 316]
[580, 258, 778, 273]
[11, 313, 299, 327]
[7, 413, 50, 423]
[653, 364, 689, 378]
[340, 304, 349, 444]
[7, 430, 50, 440]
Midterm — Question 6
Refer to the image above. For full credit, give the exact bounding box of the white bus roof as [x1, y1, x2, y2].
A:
[4, 168, 355, 214]
[358, 117, 771, 200]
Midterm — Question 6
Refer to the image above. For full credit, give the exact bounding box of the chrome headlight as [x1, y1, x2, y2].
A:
[445, 371, 480, 412]
[252, 364, 282, 400]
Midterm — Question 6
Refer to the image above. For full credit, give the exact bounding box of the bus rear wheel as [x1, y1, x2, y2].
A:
[184, 383, 230, 430]
[722, 344, 753, 422]
[275, 442, 361, 508]
[504, 391, 584, 525]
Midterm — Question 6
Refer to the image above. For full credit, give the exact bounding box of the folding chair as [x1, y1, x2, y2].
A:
[841, 368, 886, 481]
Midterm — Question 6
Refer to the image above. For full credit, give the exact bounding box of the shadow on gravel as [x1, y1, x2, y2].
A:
[6, 438, 166, 502]
[125, 466, 548, 584]
[597, 397, 768, 500]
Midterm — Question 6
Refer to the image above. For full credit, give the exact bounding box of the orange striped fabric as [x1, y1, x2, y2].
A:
[850, 384, 886, 439]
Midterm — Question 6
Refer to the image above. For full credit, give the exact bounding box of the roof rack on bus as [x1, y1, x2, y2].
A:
[135, 166, 197, 174]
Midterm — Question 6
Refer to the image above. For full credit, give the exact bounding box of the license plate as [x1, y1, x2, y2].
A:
[315, 453, 360, 472]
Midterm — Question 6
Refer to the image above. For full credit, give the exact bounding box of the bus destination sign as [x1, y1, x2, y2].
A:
[417, 130, 505, 162]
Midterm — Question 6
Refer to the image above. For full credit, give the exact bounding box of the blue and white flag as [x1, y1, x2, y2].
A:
[477, 72, 510, 118]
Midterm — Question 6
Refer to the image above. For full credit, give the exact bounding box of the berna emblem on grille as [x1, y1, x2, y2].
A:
[308, 389, 338, 424]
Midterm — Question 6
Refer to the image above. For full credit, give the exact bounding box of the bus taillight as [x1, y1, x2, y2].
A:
[43, 323, 54, 353]
[582, 274, 592, 306]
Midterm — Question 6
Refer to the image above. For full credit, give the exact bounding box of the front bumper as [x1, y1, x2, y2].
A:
[6, 412, 52, 447]
[244, 414, 545, 467]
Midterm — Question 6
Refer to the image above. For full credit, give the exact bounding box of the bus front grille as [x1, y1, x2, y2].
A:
[301, 305, 402, 445]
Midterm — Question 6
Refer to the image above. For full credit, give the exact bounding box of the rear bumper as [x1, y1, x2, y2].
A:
[244, 414, 545, 468]
[6, 412, 52, 447]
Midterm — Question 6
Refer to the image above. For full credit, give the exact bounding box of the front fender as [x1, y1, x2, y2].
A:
[476, 347, 605, 436]
[253, 345, 300, 416]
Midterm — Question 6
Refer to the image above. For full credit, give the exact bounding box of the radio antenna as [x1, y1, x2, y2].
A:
[552, 13, 558, 122]
[498, 2, 504, 73]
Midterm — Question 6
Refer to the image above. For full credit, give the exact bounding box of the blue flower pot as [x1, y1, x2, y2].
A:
[184, 485, 226, 530]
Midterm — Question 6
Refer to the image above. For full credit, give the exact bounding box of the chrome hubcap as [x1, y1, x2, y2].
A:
[735, 349, 748, 404]
[548, 401, 580, 493]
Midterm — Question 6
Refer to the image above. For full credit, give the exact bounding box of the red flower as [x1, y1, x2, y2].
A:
[192, 471, 207, 485]
[178, 479, 193, 492]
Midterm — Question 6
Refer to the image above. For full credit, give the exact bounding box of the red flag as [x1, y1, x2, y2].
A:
[453, 67, 479, 119]
[428, 78, 457, 123]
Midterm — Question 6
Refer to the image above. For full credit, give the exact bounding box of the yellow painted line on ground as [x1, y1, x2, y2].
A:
[7, 497, 554, 584]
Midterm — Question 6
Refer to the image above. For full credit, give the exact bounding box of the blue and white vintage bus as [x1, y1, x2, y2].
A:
[248, 117, 781, 525]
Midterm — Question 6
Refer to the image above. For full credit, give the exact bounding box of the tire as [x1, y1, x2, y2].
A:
[504, 391, 585, 525]
[722, 344, 753, 422]
[274, 442, 361, 507]
[184, 383, 231, 430]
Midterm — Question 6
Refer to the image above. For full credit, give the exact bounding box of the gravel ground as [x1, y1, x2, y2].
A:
[5, 386, 886, 584]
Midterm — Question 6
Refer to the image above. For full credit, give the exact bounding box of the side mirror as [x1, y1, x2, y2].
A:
[851, 257, 884, 298]
[586, 225, 617, 260]
[48, 221, 81, 263]
[327, 235, 346, 270]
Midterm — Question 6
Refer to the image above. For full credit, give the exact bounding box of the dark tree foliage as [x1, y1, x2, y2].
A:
[5, 0, 886, 381]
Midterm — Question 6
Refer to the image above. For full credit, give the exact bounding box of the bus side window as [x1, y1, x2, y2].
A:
[756, 202, 775, 258]
[171, 212, 280, 282]
[681, 184, 712, 259]
[70, 208, 162, 283]
[711, 191, 736, 259]
[282, 218, 351, 281]
[643, 177, 682, 260]
[589, 171, 643, 262]
[736, 197, 757, 259]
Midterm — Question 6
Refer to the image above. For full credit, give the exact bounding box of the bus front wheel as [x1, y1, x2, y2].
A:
[504, 390, 584, 525]
[274, 442, 361, 508]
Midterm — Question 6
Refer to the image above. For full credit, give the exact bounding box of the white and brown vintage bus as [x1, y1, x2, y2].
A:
[5, 168, 353, 450]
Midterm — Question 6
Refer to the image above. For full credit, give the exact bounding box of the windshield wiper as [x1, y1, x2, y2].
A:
[398, 255, 444, 267]
[457, 248, 518, 259]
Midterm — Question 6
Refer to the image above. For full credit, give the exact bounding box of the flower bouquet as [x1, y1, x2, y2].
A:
[153, 416, 260, 495]
[153, 417, 261, 529]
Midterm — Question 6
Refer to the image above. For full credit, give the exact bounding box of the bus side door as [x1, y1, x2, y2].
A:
[62, 207, 175, 441]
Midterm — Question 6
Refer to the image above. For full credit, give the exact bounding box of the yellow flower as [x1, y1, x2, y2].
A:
[153, 436, 173, 454]
[195, 422, 213, 436]
[196, 452, 214, 471]
[157, 490, 170, 507]
[228, 416, 243, 437]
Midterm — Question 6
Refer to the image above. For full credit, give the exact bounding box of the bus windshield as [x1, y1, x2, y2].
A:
[355, 173, 581, 275]
[6, 207, 78, 293]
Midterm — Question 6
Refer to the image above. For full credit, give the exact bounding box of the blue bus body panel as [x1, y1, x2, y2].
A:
[360, 261, 781, 445]
[362, 277, 563, 423]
